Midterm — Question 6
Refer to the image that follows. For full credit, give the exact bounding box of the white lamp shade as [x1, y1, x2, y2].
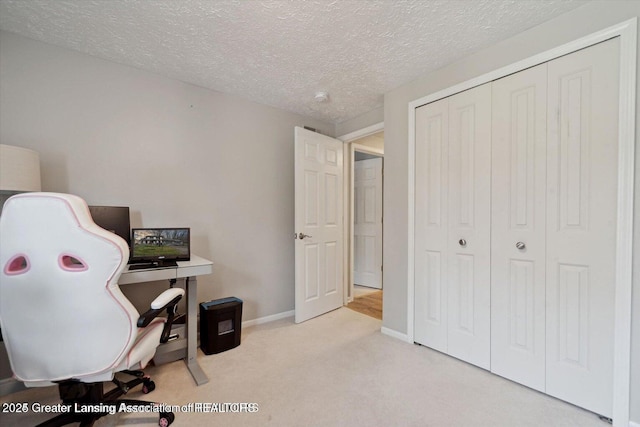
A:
[0, 144, 42, 192]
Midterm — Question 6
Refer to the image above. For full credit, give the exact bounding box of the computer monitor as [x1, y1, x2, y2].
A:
[130, 228, 190, 266]
[88, 205, 131, 246]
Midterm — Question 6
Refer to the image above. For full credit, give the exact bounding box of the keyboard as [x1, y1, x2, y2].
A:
[128, 263, 160, 271]
[127, 261, 177, 271]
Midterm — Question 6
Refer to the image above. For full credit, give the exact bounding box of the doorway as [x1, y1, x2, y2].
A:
[343, 130, 384, 320]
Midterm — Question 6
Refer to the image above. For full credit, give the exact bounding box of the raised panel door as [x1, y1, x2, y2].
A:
[490, 63, 547, 391]
[354, 157, 383, 289]
[446, 84, 492, 370]
[546, 38, 619, 417]
[294, 127, 344, 323]
[414, 97, 449, 353]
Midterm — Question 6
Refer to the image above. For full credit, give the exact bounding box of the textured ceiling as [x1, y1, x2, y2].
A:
[0, 0, 587, 124]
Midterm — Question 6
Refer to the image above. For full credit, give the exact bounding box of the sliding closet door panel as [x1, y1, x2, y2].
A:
[491, 64, 547, 391]
[546, 38, 619, 418]
[414, 98, 449, 352]
[447, 84, 492, 370]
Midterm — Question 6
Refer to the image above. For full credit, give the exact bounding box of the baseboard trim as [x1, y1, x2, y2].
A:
[629, 420, 640, 427]
[0, 377, 26, 397]
[381, 327, 412, 343]
[242, 310, 294, 328]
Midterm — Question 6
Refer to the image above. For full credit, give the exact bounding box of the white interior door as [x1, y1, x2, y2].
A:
[294, 127, 344, 323]
[414, 84, 491, 369]
[414, 96, 449, 353]
[353, 157, 383, 289]
[446, 84, 492, 370]
[491, 63, 547, 392]
[545, 38, 619, 418]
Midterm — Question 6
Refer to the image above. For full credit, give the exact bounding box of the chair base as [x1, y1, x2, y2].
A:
[36, 371, 174, 427]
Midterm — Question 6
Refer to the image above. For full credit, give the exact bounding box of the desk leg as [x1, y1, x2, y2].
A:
[184, 276, 209, 385]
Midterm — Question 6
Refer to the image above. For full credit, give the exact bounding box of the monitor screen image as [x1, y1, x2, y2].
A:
[130, 228, 190, 264]
[88, 205, 131, 246]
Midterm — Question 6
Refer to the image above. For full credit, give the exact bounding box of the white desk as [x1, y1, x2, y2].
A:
[119, 254, 213, 386]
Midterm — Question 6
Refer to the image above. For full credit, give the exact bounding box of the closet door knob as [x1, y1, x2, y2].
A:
[459, 239, 467, 247]
[516, 241, 526, 250]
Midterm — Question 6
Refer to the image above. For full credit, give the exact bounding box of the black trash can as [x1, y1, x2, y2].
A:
[199, 297, 243, 355]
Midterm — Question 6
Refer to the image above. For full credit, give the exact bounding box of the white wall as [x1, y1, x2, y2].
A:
[0, 31, 334, 321]
[352, 132, 384, 152]
[377, 1, 640, 422]
[336, 106, 383, 137]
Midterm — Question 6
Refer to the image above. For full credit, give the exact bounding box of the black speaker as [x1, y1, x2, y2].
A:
[199, 297, 242, 355]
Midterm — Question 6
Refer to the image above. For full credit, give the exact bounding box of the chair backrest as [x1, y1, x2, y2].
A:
[0, 192, 138, 385]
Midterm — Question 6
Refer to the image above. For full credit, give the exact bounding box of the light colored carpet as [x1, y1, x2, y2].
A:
[0, 308, 607, 427]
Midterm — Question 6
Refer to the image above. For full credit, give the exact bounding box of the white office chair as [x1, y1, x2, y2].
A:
[0, 192, 184, 426]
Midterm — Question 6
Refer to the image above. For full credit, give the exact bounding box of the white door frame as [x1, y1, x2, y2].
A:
[338, 123, 384, 304]
[407, 19, 636, 426]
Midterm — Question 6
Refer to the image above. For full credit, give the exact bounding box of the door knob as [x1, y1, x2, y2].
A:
[298, 233, 313, 240]
[459, 239, 467, 247]
[516, 241, 526, 250]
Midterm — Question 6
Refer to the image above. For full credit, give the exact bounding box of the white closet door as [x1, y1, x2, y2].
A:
[546, 38, 619, 418]
[446, 84, 492, 370]
[415, 85, 491, 369]
[491, 63, 547, 391]
[414, 97, 449, 353]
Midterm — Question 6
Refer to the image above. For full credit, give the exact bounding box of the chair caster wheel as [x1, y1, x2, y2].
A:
[142, 379, 155, 394]
[159, 411, 175, 426]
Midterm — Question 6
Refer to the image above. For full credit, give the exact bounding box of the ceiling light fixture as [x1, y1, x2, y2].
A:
[314, 91, 329, 103]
